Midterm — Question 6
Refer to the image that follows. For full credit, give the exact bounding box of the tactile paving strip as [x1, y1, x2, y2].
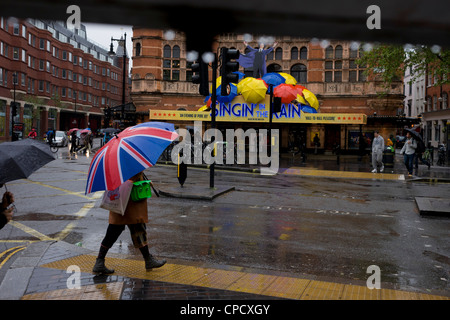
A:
[37, 254, 449, 300]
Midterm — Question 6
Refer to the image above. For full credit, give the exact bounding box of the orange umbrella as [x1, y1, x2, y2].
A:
[273, 83, 297, 104]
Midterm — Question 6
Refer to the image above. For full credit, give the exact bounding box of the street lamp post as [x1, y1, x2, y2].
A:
[108, 33, 127, 125]
[12, 72, 17, 141]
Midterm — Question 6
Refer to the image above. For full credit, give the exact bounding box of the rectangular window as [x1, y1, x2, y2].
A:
[349, 70, 357, 82]
[334, 71, 342, 82]
[22, 49, 26, 62]
[358, 70, 366, 82]
[163, 69, 170, 80]
[13, 23, 19, 35]
[325, 71, 333, 83]
[13, 47, 19, 60]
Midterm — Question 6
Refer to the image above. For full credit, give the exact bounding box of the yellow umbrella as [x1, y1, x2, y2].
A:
[240, 78, 267, 103]
[198, 105, 210, 112]
[237, 77, 255, 94]
[303, 89, 319, 110]
[295, 94, 308, 105]
[279, 73, 297, 85]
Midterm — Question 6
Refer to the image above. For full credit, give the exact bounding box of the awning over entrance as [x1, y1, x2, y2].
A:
[149, 96, 367, 125]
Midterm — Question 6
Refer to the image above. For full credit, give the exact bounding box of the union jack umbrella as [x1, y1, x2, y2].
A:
[85, 122, 178, 194]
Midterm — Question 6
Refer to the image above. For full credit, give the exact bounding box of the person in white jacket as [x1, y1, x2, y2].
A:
[371, 131, 385, 173]
[400, 132, 417, 176]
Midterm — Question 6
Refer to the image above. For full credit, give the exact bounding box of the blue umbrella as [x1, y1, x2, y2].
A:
[216, 83, 238, 103]
[262, 73, 286, 93]
[300, 105, 318, 113]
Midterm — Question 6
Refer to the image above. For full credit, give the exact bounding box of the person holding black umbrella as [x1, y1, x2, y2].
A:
[400, 131, 417, 176]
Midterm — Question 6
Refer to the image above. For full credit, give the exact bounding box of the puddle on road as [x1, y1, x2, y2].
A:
[13, 213, 78, 221]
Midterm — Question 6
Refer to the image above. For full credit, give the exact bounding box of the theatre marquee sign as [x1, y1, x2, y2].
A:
[149, 96, 366, 125]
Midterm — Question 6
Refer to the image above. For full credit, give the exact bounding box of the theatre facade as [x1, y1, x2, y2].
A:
[131, 29, 413, 153]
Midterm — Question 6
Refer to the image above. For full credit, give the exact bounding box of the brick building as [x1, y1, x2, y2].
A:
[0, 17, 129, 141]
[423, 80, 450, 150]
[131, 29, 406, 153]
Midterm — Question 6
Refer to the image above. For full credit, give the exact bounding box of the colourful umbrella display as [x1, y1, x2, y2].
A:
[278, 73, 297, 85]
[273, 83, 297, 104]
[85, 122, 178, 194]
[240, 78, 268, 103]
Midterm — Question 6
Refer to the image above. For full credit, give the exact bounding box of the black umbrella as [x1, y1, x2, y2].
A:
[404, 128, 423, 142]
[0, 139, 55, 185]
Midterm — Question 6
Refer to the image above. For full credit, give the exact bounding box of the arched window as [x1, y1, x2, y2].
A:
[291, 64, 307, 83]
[172, 45, 180, 58]
[275, 47, 282, 60]
[300, 47, 307, 60]
[163, 45, 171, 58]
[267, 63, 282, 73]
[291, 47, 298, 60]
[335, 45, 343, 59]
[325, 45, 333, 59]
[135, 43, 141, 56]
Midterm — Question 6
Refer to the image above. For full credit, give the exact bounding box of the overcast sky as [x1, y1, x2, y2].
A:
[84, 23, 133, 68]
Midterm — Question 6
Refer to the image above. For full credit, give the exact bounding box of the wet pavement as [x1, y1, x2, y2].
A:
[0, 141, 449, 304]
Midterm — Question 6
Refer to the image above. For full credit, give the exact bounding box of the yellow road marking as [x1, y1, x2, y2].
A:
[0, 246, 26, 269]
[8, 221, 53, 241]
[25, 180, 97, 200]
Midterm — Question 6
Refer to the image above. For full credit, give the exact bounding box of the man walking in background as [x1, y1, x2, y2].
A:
[371, 130, 385, 173]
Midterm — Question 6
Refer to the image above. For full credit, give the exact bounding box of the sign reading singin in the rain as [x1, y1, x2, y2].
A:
[150, 96, 366, 124]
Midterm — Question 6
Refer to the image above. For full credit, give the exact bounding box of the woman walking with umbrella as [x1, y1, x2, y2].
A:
[86, 122, 178, 274]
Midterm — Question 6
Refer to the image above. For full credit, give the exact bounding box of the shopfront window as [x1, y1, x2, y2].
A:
[24, 104, 33, 135]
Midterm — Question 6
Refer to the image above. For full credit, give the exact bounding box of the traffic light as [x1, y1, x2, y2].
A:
[220, 47, 240, 96]
[11, 102, 18, 117]
[191, 59, 210, 96]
